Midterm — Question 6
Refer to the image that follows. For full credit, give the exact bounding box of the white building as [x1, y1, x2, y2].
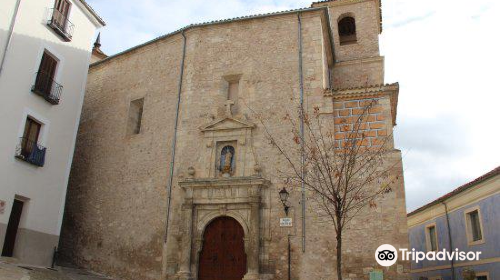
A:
[0, 0, 104, 266]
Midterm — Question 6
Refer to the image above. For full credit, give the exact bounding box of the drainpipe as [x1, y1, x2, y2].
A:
[163, 30, 187, 273]
[441, 201, 455, 280]
[297, 12, 306, 253]
[0, 0, 22, 76]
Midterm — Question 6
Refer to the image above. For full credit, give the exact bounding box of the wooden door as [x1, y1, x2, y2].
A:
[1, 200, 24, 257]
[198, 217, 247, 280]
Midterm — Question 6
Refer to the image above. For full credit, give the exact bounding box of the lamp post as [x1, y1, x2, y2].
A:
[279, 187, 290, 216]
[279, 187, 291, 280]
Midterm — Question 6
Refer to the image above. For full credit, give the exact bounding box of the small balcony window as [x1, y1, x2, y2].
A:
[15, 117, 46, 167]
[47, 0, 74, 41]
[32, 51, 62, 104]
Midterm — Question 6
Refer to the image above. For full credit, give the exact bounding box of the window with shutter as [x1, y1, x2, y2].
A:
[21, 118, 41, 157]
[34, 51, 58, 97]
[53, 0, 71, 30]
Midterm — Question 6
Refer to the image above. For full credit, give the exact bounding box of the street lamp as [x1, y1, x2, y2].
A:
[279, 187, 290, 216]
[278, 187, 291, 280]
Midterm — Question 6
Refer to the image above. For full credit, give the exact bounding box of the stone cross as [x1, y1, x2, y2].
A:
[225, 100, 235, 116]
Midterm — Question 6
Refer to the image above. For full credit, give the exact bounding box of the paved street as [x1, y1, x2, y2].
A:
[0, 258, 116, 280]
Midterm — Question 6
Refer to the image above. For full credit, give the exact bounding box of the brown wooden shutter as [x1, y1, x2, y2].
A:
[53, 0, 71, 28]
[39, 52, 57, 78]
[22, 118, 41, 155]
[36, 52, 57, 94]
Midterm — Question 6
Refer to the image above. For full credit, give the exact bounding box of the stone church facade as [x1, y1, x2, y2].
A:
[59, 0, 410, 280]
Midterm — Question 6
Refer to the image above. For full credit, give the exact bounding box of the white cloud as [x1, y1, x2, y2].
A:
[88, 0, 500, 212]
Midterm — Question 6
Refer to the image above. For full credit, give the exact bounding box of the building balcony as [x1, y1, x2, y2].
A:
[31, 71, 63, 104]
[15, 137, 47, 167]
[47, 8, 74, 41]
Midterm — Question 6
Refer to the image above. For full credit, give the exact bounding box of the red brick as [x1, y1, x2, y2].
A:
[377, 129, 388, 136]
[333, 102, 344, 109]
[352, 108, 366, 115]
[376, 114, 385, 121]
[369, 106, 383, 114]
[338, 109, 351, 117]
[335, 133, 345, 140]
[363, 130, 377, 137]
[365, 115, 376, 122]
[371, 138, 386, 146]
[345, 101, 359, 108]
[370, 122, 385, 129]
[334, 117, 347, 124]
[360, 100, 377, 107]
[358, 123, 369, 130]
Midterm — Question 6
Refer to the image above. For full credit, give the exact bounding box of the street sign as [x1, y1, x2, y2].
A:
[280, 217, 293, 227]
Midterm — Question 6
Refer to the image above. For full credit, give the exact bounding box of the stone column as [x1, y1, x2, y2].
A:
[244, 187, 261, 280]
[177, 198, 194, 280]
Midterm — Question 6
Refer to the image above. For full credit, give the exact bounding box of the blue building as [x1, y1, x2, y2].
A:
[407, 166, 499, 280]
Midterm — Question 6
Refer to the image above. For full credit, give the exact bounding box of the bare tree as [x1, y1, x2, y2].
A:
[251, 98, 400, 280]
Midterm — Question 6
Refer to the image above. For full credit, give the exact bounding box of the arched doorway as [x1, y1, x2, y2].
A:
[198, 216, 247, 280]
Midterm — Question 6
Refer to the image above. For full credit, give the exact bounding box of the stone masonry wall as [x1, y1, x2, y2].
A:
[59, 1, 409, 280]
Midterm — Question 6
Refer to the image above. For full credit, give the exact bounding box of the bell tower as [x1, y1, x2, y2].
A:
[312, 0, 384, 88]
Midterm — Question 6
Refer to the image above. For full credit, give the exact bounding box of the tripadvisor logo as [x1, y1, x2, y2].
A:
[375, 244, 482, 267]
[375, 244, 398, 267]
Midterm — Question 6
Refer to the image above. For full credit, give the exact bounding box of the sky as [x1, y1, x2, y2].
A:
[87, 0, 500, 212]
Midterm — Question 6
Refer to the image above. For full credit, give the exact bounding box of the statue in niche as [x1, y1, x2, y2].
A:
[220, 146, 235, 177]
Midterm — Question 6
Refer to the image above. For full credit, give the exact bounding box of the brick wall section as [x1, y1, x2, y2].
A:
[332, 97, 391, 148]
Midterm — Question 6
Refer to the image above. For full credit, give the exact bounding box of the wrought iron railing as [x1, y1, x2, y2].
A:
[15, 137, 47, 167]
[32, 71, 63, 104]
[47, 8, 74, 41]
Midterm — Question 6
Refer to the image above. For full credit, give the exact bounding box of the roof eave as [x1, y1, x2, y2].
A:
[407, 166, 500, 217]
[89, 7, 327, 68]
[76, 0, 106, 27]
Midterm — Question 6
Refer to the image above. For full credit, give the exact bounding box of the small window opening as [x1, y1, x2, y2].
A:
[467, 210, 483, 242]
[127, 98, 144, 135]
[228, 80, 239, 115]
[426, 225, 438, 251]
[338, 16, 357, 45]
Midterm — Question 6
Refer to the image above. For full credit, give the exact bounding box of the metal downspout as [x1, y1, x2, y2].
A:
[163, 31, 187, 271]
[0, 0, 22, 76]
[442, 201, 455, 280]
[297, 12, 306, 253]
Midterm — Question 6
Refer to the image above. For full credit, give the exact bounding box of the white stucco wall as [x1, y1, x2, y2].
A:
[0, 0, 103, 263]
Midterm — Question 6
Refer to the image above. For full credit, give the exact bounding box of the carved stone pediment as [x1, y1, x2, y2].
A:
[200, 117, 255, 132]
